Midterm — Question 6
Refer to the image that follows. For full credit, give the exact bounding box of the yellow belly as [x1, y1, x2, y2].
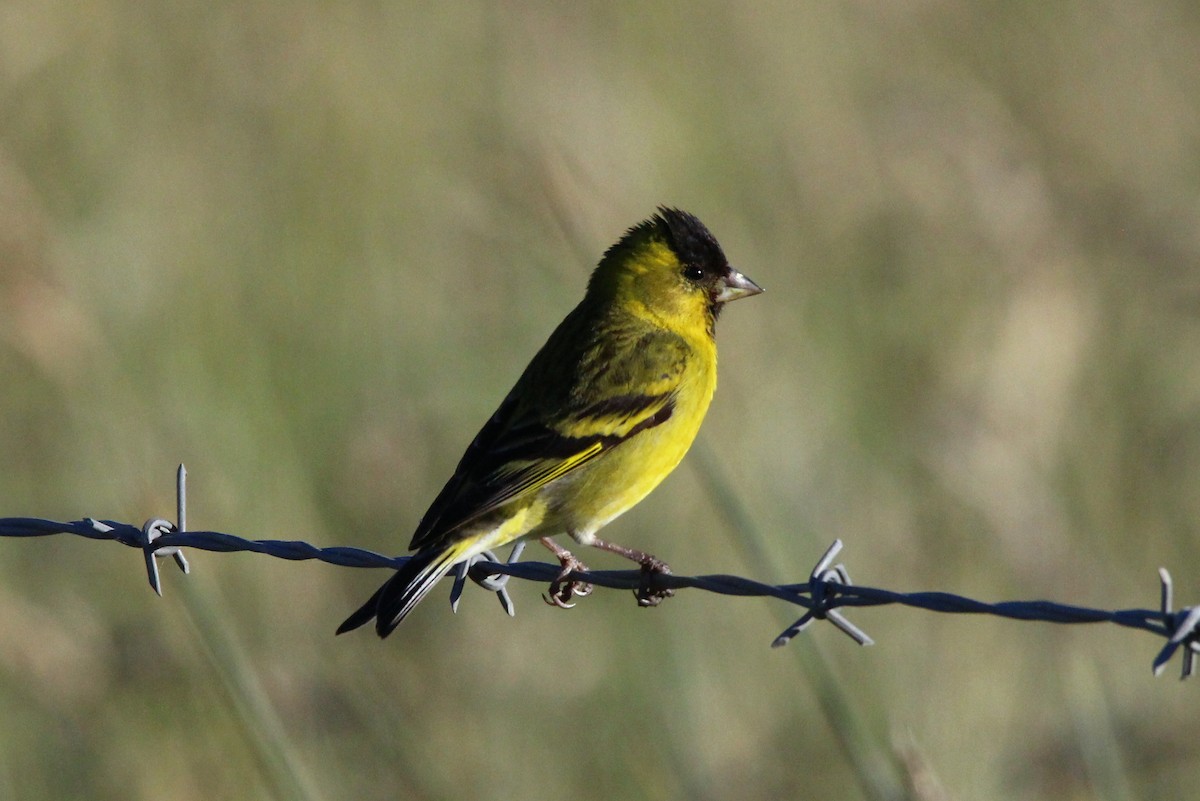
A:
[540, 349, 716, 538]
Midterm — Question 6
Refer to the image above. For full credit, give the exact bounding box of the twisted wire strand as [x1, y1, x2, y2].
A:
[1, 465, 1195, 679]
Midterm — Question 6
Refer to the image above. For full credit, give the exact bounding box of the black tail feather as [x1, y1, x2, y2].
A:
[336, 548, 456, 638]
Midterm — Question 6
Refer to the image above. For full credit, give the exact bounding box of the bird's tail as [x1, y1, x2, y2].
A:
[336, 540, 477, 638]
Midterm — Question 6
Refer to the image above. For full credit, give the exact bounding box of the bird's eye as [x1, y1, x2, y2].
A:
[682, 266, 704, 282]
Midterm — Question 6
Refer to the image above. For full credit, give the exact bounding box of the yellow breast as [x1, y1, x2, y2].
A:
[553, 335, 716, 535]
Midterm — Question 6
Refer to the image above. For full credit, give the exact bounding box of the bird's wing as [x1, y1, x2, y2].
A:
[408, 324, 689, 551]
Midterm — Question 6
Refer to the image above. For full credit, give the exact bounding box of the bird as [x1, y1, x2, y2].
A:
[337, 207, 762, 638]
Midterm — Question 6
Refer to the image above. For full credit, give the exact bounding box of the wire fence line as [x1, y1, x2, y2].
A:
[1, 466, 1196, 679]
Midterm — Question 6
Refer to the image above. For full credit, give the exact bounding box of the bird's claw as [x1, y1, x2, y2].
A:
[635, 557, 674, 607]
[542, 590, 576, 609]
[543, 554, 593, 610]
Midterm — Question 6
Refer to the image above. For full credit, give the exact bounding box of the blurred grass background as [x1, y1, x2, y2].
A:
[2, 1, 1199, 799]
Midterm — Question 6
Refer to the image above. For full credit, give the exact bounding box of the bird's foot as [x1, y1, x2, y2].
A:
[539, 538, 593, 609]
[587, 536, 675, 608]
[634, 556, 674, 607]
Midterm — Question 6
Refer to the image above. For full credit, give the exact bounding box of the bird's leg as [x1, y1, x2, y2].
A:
[588, 537, 674, 607]
[538, 537, 593, 609]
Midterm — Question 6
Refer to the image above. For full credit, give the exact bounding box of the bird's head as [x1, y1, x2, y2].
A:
[590, 207, 762, 334]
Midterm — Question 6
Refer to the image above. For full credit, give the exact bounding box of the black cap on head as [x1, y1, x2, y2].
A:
[590, 207, 761, 323]
[653, 206, 730, 277]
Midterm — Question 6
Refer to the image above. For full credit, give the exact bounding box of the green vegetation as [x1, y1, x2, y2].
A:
[2, 2, 1198, 799]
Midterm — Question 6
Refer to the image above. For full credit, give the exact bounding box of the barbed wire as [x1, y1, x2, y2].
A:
[2, 465, 1196, 679]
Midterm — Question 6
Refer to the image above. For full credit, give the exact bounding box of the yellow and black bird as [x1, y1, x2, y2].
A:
[338, 207, 762, 637]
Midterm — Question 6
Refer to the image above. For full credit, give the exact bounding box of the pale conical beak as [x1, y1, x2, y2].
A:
[715, 267, 764, 303]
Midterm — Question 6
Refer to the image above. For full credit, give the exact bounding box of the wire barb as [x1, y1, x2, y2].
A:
[140, 518, 189, 596]
[135, 463, 192, 595]
[772, 539, 874, 648]
[451, 542, 523, 617]
[1152, 569, 1199, 679]
[0, 466, 1192, 675]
